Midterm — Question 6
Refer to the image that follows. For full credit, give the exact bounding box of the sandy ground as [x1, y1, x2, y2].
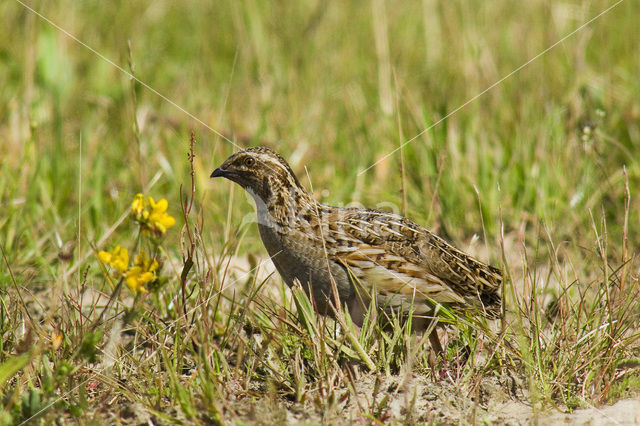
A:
[223, 371, 640, 425]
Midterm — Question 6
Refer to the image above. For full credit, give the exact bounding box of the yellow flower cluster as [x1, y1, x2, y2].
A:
[98, 194, 174, 294]
[98, 246, 159, 293]
[131, 193, 176, 236]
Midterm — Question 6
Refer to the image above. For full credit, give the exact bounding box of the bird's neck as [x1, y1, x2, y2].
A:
[250, 184, 316, 232]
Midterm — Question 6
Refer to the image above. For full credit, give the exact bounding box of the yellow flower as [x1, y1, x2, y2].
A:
[131, 194, 175, 237]
[147, 196, 176, 235]
[98, 245, 129, 274]
[124, 249, 158, 293]
[131, 193, 147, 220]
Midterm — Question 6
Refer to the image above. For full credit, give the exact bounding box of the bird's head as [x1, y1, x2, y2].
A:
[211, 146, 306, 206]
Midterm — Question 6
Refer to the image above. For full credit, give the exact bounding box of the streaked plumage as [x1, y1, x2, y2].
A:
[211, 147, 502, 346]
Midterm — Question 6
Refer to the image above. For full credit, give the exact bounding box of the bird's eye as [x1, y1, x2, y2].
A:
[244, 157, 255, 167]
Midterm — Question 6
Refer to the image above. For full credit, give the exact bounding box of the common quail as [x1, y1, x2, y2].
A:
[211, 147, 503, 354]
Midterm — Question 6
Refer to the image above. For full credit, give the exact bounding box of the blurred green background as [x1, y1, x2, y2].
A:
[1, 0, 639, 282]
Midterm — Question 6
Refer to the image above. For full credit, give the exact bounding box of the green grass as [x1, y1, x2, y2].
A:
[2, 0, 640, 423]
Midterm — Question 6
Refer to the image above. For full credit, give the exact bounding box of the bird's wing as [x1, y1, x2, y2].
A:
[328, 210, 468, 309]
[329, 209, 502, 315]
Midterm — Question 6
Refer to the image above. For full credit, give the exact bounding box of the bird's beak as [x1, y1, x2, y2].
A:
[210, 168, 226, 178]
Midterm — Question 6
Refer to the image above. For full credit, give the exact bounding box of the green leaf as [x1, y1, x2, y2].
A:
[291, 286, 318, 339]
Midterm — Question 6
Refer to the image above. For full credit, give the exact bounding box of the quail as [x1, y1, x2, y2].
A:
[211, 147, 503, 355]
